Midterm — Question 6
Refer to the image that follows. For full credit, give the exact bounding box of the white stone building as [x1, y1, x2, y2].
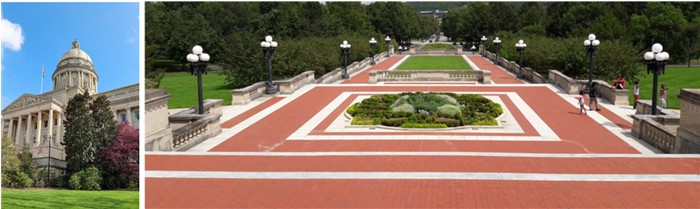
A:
[1, 40, 139, 177]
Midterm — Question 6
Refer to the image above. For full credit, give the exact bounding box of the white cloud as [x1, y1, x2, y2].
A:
[126, 28, 137, 44]
[1, 18, 24, 51]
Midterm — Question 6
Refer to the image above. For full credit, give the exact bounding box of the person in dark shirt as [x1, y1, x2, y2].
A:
[588, 83, 601, 111]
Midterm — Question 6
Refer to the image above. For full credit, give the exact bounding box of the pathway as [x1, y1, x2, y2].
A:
[146, 53, 700, 208]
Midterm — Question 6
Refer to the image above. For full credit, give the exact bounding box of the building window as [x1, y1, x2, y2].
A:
[44, 121, 48, 128]
[35, 124, 37, 129]
[135, 111, 139, 120]
[121, 114, 127, 122]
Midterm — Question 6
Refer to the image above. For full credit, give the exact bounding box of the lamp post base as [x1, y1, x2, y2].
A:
[265, 83, 277, 95]
[341, 73, 350, 79]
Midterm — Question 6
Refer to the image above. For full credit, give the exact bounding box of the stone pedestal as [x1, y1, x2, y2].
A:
[675, 89, 700, 153]
[456, 48, 462, 55]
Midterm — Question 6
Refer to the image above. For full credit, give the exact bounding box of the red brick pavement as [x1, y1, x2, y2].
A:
[146, 55, 699, 208]
[467, 55, 524, 84]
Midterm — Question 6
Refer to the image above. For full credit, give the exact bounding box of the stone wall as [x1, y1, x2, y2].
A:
[273, 71, 315, 94]
[676, 89, 700, 153]
[169, 99, 223, 151]
[145, 89, 173, 151]
[631, 114, 679, 153]
[483, 51, 547, 84]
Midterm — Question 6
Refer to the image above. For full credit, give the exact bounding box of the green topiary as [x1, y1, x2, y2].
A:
[392, 103, 415, 113]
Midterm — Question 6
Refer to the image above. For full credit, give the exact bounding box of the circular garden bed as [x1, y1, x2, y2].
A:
[346, 92, 503, 128]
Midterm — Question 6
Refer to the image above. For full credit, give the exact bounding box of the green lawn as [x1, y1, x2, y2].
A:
[2, 189, 138, 209]
[396, 56, 472, 70]
[627, 66, 700, 109]
[159, 71, 231, 108]
[419, 43, 455, 50]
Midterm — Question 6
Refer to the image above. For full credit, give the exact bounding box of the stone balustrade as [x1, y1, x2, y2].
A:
[273, 71, 315, 94]
[231, 81, 267, 105]
[548, 70, 585, 94]
[369, 70, 491, 84]
[169, 99, 223, 151]
[631, 114, 678, 153]
[676, 89, 700, 153]
[634, 100, 679, 116]
[483, 51, 547, 84]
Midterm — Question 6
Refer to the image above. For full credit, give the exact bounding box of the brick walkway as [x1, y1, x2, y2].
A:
[146, 54, 700, 208]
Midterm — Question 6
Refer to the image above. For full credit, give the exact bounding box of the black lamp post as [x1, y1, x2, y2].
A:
[340, 40, 351, 79]
[260, 35, 278, 95]
[493, 37, 502, 65]
[584, 33, 600, 91]
[515, 39, 527, 75]
[480, 36, 487, 56]
[369, 38, 377, 65]
[384, 36, 391, 57]
[644, 43, 669, 115]
[470, 44, 476, 55]
[186, 45, 210, 114]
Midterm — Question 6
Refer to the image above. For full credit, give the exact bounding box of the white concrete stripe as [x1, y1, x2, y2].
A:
[146, 171, 700, 182]
[545, 84, 659, 154]
[146, 151, 700, 158]
[287, 91, 558, 141]
[387, 55, 410, 71]
[462, 54, 481, 71]
[187, 84, 318, 152]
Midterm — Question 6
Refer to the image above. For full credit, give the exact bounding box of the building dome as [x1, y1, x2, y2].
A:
[56, 39, 94, 70]
[52, 39, 98, 94]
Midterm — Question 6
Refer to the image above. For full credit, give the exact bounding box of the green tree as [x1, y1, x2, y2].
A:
[90, 95, 117, 149]
[490, 2, 518, 33]
[63, 90, 95, 177]
[681, 17, 700, 67]
[2, 135, 21, 187]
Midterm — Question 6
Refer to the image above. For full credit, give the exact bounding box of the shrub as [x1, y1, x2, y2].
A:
[351, 117, 376, 125]
[436, 118, 461, 127]
[437, 104, 461, 117]
[346, 103, 358, 115]
[381, 118, 406, 126]
[9, 171, 34, 189]
[401, 123, 448, 128]
[69, 167, 102, 190]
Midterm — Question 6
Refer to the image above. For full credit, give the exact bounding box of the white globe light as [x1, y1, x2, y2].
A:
[260, 41, 267, 48]
[644, 52, 654, 60]
[271, 41, 278, 48]
[652, 43, 663, 53]
[471, 45, 476, 49]
[370, 38, 376, 43]
[592, 40, 600, 46]
[385, 36, 391, 41]
[655, 53, 664, 61]
[193, 45, 203, 55]
[265, 35, 273, 42]
[261, 41, 270, 48]
[481, 36, 487, 41]
[588, 34, 596, 41]
[522, 43, 527, 48]
[187, 54, 198, 62]
[347, 44, 351, 48]
[343, 40, 348, 45]
[584, 40, 591, 46]
[660, 52, 669, 60]
[515, 43, 519, 47]
[200, 53, 210, 62]
[518, 39, 524, 44]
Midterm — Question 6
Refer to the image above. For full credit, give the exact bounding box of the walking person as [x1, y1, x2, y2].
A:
[660, 84, 668, 109]
[633, 81, 640, 108]
[578, 90, 587, 115]
[588, 83, 601, 111]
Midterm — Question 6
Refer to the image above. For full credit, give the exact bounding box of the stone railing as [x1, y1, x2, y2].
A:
[548, 70, 585, 94]
[368, 70, 491, 84]
[631, 114, 679, 153]
[634, 100, 679, 116]
[273, 70, 315, 94]
[231, 81, 267, 105]
[594, 80, 630, 106]
[169, 99, 223, 151]
[483, 51, 547, 84]
[316, 51, 389, 84]
[676, 89, 700, 153]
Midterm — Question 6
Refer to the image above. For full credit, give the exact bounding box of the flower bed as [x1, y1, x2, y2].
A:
[347, 92, 503, 128]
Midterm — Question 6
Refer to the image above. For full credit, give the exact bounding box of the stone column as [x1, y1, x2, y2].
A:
[57, 112, 63, 145]
[36, 110, 42, 146]
[113, 110, 118, 122]
[127, 108, 133, 125]
[25, 113, 32, 145]
[16, 115, 23, 146]
[8, 117, 14, 140]
[79, 71, 83, 88]
[48, 109, 54, 143]
[68, 71, 72, 86]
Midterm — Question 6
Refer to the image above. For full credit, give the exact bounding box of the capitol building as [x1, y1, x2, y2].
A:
[1, 40, 139, 177]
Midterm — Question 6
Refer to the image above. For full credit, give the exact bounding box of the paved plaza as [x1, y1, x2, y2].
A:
[145, 55, 700, 208]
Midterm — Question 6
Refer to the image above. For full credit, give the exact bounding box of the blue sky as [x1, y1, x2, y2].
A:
[1, 2, 139, 109]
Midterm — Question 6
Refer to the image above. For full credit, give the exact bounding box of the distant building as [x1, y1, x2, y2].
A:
[1, 40, 139, 178]
[419, 9, 448, 20]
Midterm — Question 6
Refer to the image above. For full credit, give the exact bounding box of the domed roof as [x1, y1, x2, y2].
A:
[59, 39, 92, 63]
